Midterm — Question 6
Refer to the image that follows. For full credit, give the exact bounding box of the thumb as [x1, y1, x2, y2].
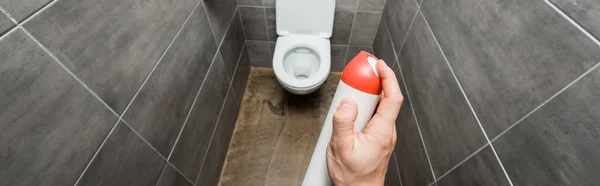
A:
[332, 98, 358, 141]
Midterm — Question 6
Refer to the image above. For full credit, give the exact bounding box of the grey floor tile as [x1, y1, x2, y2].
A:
[0, 13, 14, 35]
[350, 11, 382, 45]
[385, 154, 402, 186]
[240, 7, 268, 40]
[122, 5, 218, 156]
[397, 13, 487, 176]
[266, 8, 277, 41]
[157, 164, 193, 186]
[23, 0, 198, 113]
[220, 11, 245, 79]
[493, 67, 600, 186]
[358, 0, 386, 11]
[247, 40, 272, 67]
[169, 57, 230, 180]
[549, 0, 600, 39]
[204, 0, 237, 43]
[77, 122, 166, 186]
[196, 88, 240, 186]
[336, 0, 358, 11]
[392, 61, 434, 186]
[331, 45, 348, 72]
[232, 47, 251, 99]
[346, 46, 373, 63]
[332, 10, 355, 45]
[0, 29, 118, 186]
[373, 17, 396, 67]
[384, 0, 418, 53]
[437, 147, 510, 186]
[422, 0, 600, 138]
[0, 0, 50, 22]
[238, 0, 262, 6]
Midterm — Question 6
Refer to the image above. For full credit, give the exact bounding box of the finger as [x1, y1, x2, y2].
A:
[331, 98, 358, 143]
[364, 61, 403, 135]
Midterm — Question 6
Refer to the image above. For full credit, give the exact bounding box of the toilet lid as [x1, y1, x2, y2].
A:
[276, 0, 335, 38]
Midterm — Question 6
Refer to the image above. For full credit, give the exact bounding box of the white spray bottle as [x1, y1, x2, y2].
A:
[302, 51, 382, 186]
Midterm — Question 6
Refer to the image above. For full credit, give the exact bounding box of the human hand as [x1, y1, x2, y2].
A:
[326, 60, 404, 186]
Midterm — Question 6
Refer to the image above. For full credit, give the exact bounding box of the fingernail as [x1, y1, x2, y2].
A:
[340, 98, 353, 108]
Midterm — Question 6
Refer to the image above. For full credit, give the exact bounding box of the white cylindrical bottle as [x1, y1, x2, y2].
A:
[302, 51, 382, 186]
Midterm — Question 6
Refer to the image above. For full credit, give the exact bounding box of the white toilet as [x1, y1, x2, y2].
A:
[272, 0, 335, 95]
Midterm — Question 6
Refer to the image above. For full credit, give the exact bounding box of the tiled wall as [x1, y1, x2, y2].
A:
[237, 0, 383, 71]
[374, 0, 600, 185]
[0, 0, 249, 185]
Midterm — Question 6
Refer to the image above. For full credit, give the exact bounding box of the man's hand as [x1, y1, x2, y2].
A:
[326, 60, 404, 186]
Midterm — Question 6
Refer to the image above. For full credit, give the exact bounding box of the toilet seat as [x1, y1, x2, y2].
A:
[273, 34, 330, 93]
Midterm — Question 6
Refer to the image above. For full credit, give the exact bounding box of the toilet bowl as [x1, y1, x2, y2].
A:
[272, 0, 335, 95]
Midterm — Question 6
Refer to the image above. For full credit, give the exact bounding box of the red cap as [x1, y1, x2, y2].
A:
[341, 51, 382, 95]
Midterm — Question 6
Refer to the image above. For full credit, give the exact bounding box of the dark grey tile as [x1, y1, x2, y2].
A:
[169, 56, 230, 180]
[246, 40, 272, 67]
[493, 67, 600, 186]
[266, 8, 277, 41]
[397, 13, 487, 176]
[240, 7, 268, 40]
[0, 0, 50, 21]
[78, 123, 165, 186]
[232, 47, 251, 99]
[385, 154, 402, 186]
[437, 147, 510, 186]
[550, 0, 600, 39]
[346, 46, 373, 63]
[0, 13, 14, 34]
[358, 0, 386, 11]
[422, 0, 600, 138]
[23, 0, 198, 113]
[331, 45, 348, 72]
[269, 41, 276, 58]
[332, 10, 355, 45]
[204, 0, 237, 43]
[392, 61, 434, 186]
[337, 0, 358, 11]
[238, 0, 262, 6]
[157, 164, 193, 186]
[349, 11, 382, 45]
[122, 5, 218, 156]
[220, 11, 245, 79]
[196, 88, 240, 186]
[0, 29, 117, 186]
[373, 17, 396, 67]
[264, 0, 275, 7]
[384, 0, 418, 53]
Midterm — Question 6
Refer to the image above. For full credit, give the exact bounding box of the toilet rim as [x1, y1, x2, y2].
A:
[273, 42, 331, 89]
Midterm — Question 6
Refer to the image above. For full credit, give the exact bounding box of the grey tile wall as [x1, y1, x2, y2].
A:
[376, 0, 600, 184]
[421, 0, 600, 139]
[238, 0, 385, 72]
[0, 0, 248, 185]
[0, 29, 118, 186]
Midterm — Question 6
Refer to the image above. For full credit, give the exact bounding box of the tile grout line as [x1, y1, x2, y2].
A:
[427, 144, 491, 186]
[201, 0, 219, 45]
[119, 120, 196, 184]
[392, 141, 403, 186]
[395, 6, 419, 53]
[343, 0, 361, 63]
[262, 1, 273, 60]
[153, 164, 168, 186]
[228, 44, 248, 102]
[419, 10, 514, 186]
[193, 80, 236, 185]
[237, 4, 383, 14]
[386, 9, 437, 182]
[167, 5, 241, 161]
[543, 0, 600, 47]
[243, 39, 374, 49]
[490, 60, 600, 143]
[238, 7, 248, 41]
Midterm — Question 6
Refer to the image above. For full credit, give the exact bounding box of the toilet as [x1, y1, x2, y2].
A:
[272, 0, 335, 95]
